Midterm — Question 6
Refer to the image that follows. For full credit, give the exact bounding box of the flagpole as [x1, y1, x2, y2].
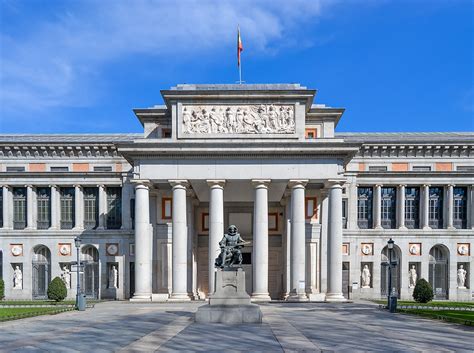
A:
[239, 60, 242, 84]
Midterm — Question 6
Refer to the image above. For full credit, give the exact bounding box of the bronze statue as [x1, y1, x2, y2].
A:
[215, 225, 246, 269]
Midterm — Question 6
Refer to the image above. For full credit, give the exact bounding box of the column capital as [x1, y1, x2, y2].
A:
[375, 184, 383, 188]
[447, 183, 455, 188]
[423, 184, 430, 188]
[49, 184, 58, 189]
[398, 184, 407, 188]
[25, 184, 33, 188]
[206, 179, 226, 188]
[131, 179, 151, 188]
[251, 179, 271, 188]
[169, 179, 189, 189]
[73, 184, 83, 189]
[288, 179, 308, 189]
[324, 179, 346, 189]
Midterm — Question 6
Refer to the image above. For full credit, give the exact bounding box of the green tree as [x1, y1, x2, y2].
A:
[0, 279, 4, 300]
[413, 278, 434, 303]
[47, 277, 67, 302]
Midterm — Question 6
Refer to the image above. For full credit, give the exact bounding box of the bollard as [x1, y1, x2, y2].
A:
[76, 294, 87, 311]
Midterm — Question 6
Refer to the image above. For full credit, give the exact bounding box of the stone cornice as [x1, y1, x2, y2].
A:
[356, 144, 473, 158]
[0, 143, 121, 159]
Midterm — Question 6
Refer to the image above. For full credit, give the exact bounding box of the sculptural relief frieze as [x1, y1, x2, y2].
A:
[182, 104, 295, 135]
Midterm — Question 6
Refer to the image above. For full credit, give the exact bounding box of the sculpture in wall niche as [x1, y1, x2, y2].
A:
[109, 265, 118, 289]
[182, 104, 295, 135]
[361, 265, 371, 288]
[13, 266, 22, 289]
[409, 265, 417, 288]
[215, 225, 247, 268]
[457, 265, 467, 288]
[61, 266, 71, 288]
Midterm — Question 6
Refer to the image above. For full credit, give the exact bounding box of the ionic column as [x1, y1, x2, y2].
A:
[398, 184, 407, 229]
[325, 180, 346, 302]
[132, 181, 152, 300]
[422, 184, 430, 230]
[282, 193, 291, 298]
[252, 179, 271, 301]
[74, 185, 84, 230]
[169, 180, 190, 300]
[26, 185, 35, 229]
[97, 185, 106, 230]
[446, 184, 454, 230]
[373, 184, 382, 229]
[50, 185, 59, 230]
[207, 180, 225, 295]
[287, 180, 308, 301]
[2, 186, 12, 229]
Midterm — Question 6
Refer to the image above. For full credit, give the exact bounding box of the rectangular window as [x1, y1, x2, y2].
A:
[60, 187, 75, 229]
[13, 187, 27, 229]
[93, 166, 112, 172]
[162, 197, 172, 220]
[381, 187, 396, 229]
[412, 166, 431, 172]
[428, 187, 443, 229]
[0, 188, 3, 228]
[130, 198, 135, 230]
[305, 197, 317, 219]
[50, 166, 69, 172]
[405, 187, 420, 229]
[342, 199, 347, 229]
[36, 187, 51, 229]
[357, 187, 373, 229]
[368, 166, 388, 172]
[83, 187, 98, 229]
[6, 166, 25, 172]
[453, 187, 467, 229]
[305, 128, 317, 139]
[162, 129, 172, 138]
[456, 166, 474, 171]
[106, 187, 122, 229]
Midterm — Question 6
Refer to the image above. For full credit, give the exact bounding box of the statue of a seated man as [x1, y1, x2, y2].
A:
[215, 225, 246, 269]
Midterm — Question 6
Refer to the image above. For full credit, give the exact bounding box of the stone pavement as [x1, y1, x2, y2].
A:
[0, 301, 473, 352]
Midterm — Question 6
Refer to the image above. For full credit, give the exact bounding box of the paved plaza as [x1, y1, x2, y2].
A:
[0, 301, 473, 352]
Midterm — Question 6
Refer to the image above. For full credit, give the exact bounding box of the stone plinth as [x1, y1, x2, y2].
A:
[195, 268, 262, 324]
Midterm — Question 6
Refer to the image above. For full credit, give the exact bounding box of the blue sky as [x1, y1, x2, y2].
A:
[0, 0, 473, 134]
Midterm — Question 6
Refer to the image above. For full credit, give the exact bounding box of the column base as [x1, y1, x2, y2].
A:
[375, 226, 383, 230]
[168, 293, 192, 301]
[398, 226, 408, 230]
[251, 293, 271, 302]
[423, 226, 431, 230]
[447, 226, 455, 230]
[286, 292, 308, 302]
[130, 293, 152, 302]
[325, 293, 347, 302]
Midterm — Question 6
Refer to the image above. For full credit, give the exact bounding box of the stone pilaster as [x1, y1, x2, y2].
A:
[74, 185, 84, 230]
[2, 186, 12, 229]
[373, 184, 382, 229]
[26, 185, 35, 229]
[446, 184, 454, 230]
[97, 185, 106, 230]
[347, 182, 358, 230]
[397, 184, 407, 230]
[121, 181, 133, 230]
[50, 185, 59, 230]
[422, 184, 430, 230]
[251, 179, 271, 301]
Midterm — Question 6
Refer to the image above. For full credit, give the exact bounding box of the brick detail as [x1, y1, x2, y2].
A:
[392, 163, 408, 172]
[435, 162, 452, 172]
[358, 163, 366, 172]
[29, 163, 46, 172]
[72, 163, 89, 172]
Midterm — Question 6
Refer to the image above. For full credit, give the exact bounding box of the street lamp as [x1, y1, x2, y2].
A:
[387, 238, 396, 312]
[74, 236, 85, 311]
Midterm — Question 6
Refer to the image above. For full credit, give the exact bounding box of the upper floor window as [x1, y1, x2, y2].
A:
[453, 187, 467, 229]
[93, 166, 112, 172]
[7, 166, 25, 172]
[456, 166, 474, 171]
[83, 187, 98, 229]
[413, 166, 431, 172]
[368, 166, 388, 172]
[50, 166, 69, 172]
[381, 187, 396, 229]
[13, 187, 27, 229]
[357, 187, 373, 229]
[405, 187, 420, 229]
[60, 187, 75, 229]
[130, 198, 135, 230]
[305, 128, 317, 139]
[342, 199, 347, 229]
[36, 187, 51, 229]
[428, 187, 443, 229]
[106, 187, 122, 229]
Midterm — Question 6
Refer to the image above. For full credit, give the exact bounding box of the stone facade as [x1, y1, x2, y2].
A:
[0, 84, 472, 302]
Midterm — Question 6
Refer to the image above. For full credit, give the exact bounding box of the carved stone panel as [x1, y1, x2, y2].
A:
[181, 104, 295, 136]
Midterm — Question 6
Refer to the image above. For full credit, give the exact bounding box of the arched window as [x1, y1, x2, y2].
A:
[429, 245, 449, 299]
[32, 245, 51, 299]
[81, 246, 99, 299]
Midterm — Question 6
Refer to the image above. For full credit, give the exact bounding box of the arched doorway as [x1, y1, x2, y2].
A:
[32, 245, 51, 299]
[381, 245, 401, 298]
[82, 245, 99, 299]
[429, 245, 449, 299]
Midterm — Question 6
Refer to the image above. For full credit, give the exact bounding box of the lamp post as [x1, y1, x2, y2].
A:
[74, 236, 85, 311]
[387, 238, 395, 312]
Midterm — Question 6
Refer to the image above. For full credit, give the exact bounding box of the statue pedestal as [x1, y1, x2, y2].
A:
[195, 268, 262, 324]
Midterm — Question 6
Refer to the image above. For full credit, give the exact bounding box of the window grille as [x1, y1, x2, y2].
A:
[93, 166, 112, 172]
[106, 187, 122, 229]
[83, 187, 98, 229]
[381, 187, 396, 229]
[368, 166, 388, 172]
[36, 187, 51, 229]
[405, 187, 420, 229]
[60, 187, 75, 229]
[428, 187, 443, 229]
[50, 167, 69, 172]
[13, 187, 27, 229]
[357, 187, 373, 229]
[6, 166, 25, 172]
[413, 166, 431, 172]
[453, 187, 467, 229]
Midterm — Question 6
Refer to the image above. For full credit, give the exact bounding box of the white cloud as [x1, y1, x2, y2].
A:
[0, 0, 334, 117]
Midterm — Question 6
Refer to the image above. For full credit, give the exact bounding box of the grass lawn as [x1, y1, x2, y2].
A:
[372, 300, 474, 308]
[0, 307, 75, 321]
[398, 308, 474, 325]
[0, 299, 102, 306]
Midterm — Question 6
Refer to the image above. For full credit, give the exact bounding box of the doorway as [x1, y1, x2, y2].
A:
[32, 245, 51, 299]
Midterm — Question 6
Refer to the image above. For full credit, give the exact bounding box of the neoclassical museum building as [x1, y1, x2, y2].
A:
[0, 84, 473, 302]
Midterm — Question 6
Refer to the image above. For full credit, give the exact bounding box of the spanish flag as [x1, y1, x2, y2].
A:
[237, 26, 243, 67]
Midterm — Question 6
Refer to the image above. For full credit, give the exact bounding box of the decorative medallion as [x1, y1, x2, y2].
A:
[58, 243, 71, 256]
[457, 243, 470, 256]
[106, 243, 119, 256]
[182, 104, 295, 135]
[409, 243, 421, 256]
[361, 243, 373, 256]
[10, 244, 23, 257]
